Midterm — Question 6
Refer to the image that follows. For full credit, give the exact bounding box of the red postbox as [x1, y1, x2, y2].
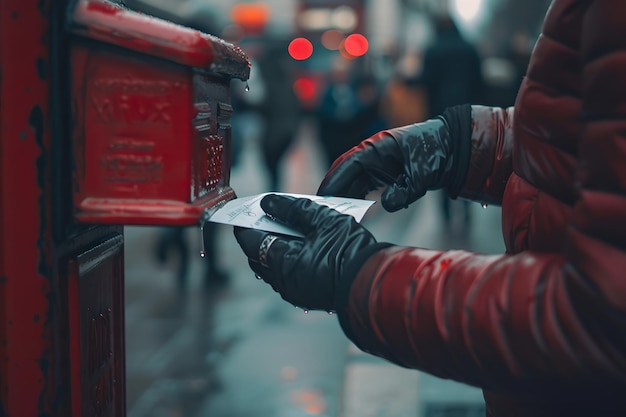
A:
[0, 1, 249, 416]
[71, 0, 250, 225]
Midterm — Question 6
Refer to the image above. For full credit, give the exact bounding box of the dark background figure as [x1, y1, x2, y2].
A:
[379, 51, 430, 129]
[154, 223, 228, 289]
[353, 72, 387, 139]
[255, 39, 303, 191]
[411, 14, 485, 235]
[505, 30, 534, 105]
[316, 58, 386, 168]
[152, 11, 230, 290]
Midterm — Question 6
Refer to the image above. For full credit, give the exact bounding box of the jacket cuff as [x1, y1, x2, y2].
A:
[334, 242, 394, 340]
[441, 104, 472, 198]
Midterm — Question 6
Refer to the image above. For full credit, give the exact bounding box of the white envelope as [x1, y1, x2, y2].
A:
[207, 192, 375, 237]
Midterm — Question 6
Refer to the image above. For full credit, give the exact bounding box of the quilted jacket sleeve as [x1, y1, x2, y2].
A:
[457, 105, 515, 206]
[336, 1, 626, 397]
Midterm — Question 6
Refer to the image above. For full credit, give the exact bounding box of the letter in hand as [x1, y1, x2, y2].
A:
[233, 194, 377, 312]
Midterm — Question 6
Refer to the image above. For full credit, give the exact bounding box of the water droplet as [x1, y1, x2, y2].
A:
[244, 83, 250, 92]
[199, 223, 206, 257]
[303, 309, 309, 314]
[328, 311, 335, 315]
[255, 274, 263, 280]
[481, 203, 488, 209]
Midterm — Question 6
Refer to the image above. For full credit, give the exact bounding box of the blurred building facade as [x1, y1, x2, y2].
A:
[124, 0, 551, 103]
[124, 0, 550, 50]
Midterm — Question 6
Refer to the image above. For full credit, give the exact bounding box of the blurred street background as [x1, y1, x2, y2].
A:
[120, 0, 552, 415]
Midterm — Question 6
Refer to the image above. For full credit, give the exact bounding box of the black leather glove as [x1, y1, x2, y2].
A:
[233, 194, 384, 312]
[317, 105, 472, 212]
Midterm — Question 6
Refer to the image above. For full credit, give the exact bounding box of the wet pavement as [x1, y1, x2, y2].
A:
[124, 117, 504, 417]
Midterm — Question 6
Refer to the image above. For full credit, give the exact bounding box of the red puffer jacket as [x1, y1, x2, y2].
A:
[339, 1, 626, 415]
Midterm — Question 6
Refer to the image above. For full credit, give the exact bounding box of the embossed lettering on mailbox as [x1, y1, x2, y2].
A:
[90, 78, 180, 124]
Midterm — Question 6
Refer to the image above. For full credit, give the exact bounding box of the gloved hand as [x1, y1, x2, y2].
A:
[233, 194, 381, 312]
[317, 105, 472, 212]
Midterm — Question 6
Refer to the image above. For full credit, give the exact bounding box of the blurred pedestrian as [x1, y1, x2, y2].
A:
[379, 51, 429, 129]
[231, 56, 266, 169]
[411, 14, 484, 234]
[233, 0, 626, 415]
[505, 30, 534, 105]
[352, 72, 387, 143]
[154, 224, 228, 289]
[317, 57, 385, 167]
[256, 39, 303, 191]
[153, 13, 230, 289]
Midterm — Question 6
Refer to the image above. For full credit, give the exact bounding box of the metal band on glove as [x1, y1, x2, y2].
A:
[258, 234, 278, 268]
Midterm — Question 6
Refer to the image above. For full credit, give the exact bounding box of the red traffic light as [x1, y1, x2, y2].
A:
[288, 38, 314, 60]
[343, 33, 368, 57]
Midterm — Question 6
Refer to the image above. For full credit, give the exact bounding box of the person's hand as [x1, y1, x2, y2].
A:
[317, 106, 471, 212]
[233, 194, 378, 312]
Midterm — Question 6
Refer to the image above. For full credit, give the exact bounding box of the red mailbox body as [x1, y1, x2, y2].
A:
[0, 1, 249, 416]
[71, 0, 250, 225]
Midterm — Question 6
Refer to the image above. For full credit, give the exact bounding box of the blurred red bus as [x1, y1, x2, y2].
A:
[291, 0, 367, 110]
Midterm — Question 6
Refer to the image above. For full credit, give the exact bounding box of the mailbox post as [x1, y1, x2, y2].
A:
[0, 0, 250, 416]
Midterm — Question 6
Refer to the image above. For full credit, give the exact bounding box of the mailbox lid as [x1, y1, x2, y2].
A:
[70, 0, 251, 81]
